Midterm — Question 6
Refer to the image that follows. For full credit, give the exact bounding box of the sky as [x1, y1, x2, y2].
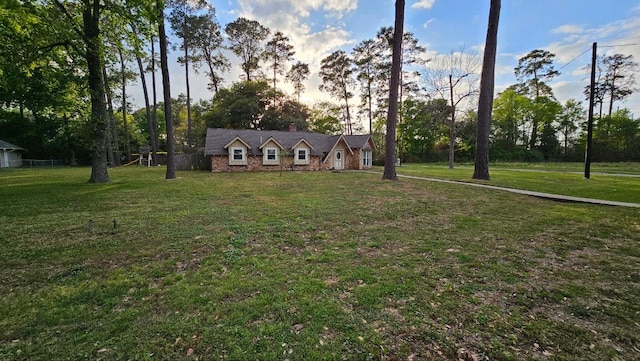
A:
[131, 0, 640, 129]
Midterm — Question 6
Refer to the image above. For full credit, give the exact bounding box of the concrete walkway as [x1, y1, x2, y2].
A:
[364, 171, 640, 208]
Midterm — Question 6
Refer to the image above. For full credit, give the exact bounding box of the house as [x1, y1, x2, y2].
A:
[204, 126, 374, 172]
[0, 140, 25, 168]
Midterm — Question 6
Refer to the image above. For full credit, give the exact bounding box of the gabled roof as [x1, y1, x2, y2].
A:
[291, 138, 314, 150]
[224, 136, 252, 150]
[204, 128, 372, 157]
[0, 140, 25, 151]
[345, 134, 375, 151]
[258, 136, 284, 150]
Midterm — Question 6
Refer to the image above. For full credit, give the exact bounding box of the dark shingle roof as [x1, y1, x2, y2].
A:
[0, 140, 25, 151]
[204, 129, 372, 156]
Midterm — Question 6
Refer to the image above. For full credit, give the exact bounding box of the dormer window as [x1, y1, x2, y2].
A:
[263, 147, 279, 165]
[229, 146, 246, 165]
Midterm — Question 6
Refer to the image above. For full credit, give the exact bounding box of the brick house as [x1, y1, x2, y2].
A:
[204, 126, 374, 172]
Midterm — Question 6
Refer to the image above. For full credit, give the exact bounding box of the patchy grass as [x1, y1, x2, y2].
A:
[383, 163, 640, 204]
[1, 167, 639, 360]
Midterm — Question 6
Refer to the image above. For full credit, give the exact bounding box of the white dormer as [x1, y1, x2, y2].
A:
[224, 136, 251, 166]
[291, 139, 313, 165]
[259, 137, 285, 166]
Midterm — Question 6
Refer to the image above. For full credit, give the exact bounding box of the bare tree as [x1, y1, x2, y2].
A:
[424, 47, 480, 169]
[473, 0, 501, 181]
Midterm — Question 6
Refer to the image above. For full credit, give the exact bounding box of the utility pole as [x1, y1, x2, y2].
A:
[584, 42, 597, 179]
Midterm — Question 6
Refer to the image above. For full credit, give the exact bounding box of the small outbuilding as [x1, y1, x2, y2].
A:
[0, 140, 25, 168]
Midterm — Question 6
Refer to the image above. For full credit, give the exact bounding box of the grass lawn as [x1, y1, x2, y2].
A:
[381, 163, 640, 204]
[1, 167, 639, 360]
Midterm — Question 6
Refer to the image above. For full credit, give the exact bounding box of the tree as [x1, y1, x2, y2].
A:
[601, 54, 637, 117]
[308, 101, 344, 135]
[286, 62, 310, 103]
[116, 47, 137, 163]
[492, 87, 533, 149]
[473, 0, 501, 180]
[225, 18, 270, 81]
[424, 47, 480, 169]
[129, 21, 159, 165]
[264, 31, 295, 97]
[382, 0, 404, 181]
[558, 99, 583, 158]
[169, 0, 210, 151]
[261, 99, 310, 131]
[192, 10, 228, 93]
[205, 80, 271, 129]
[400, 98, 451, 162]
[515, 49, 560, 149]
[319, 50, 355, 134]
[51, 0, 116, 182]
[158, 0, 176, 179]
[0, 1, 88, 164]
[353, 39, 381, 134]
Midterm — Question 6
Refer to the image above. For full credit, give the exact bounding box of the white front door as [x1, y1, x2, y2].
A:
[334, 149, 344, 170]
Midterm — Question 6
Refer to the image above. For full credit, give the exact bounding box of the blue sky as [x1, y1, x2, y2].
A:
[137, 0, 640, 125]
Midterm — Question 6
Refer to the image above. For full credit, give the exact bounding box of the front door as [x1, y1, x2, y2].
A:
[334, 149, 344, 170]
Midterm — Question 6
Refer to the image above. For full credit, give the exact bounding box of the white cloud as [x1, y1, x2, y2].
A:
[551, 24, 584, 35]
[411, 0, 435, 10]
[238, 0, 357, 18]
[422, 18, 436, 29]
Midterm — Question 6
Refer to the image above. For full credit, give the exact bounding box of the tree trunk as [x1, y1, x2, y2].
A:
[135, 49, 155, 164]
[367, 81, 373, 134]
[151, 36, 159, 166]
[131, 22, 157, 166]
[84, 0, 110, 183]
[204, 49, 219, 93]
[607, 78, 615, 117]
[185, 43, 192, 153]
[448, 74, 455, 170]
[382, 0, 404, 181]
[103, 66, 121, 166]
[159, 2, 176, 179]
[119, 48, 131, 163]
[473, 0, 501, 180]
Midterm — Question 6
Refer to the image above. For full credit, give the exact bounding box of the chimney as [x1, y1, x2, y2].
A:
[289, 123, 297, 132]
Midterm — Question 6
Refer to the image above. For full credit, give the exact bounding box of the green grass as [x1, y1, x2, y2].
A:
[381, 162, 640, 204]
[1, 167, 639, 360]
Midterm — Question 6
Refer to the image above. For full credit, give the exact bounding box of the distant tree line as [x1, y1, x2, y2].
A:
[1, 0, 638, 182]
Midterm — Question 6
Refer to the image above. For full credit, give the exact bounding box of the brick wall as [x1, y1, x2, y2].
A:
[211, 155, 330, 172]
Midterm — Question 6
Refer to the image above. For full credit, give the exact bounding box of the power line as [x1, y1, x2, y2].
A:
[599, 43, 640, 48]
[558, 48, 591, 71]
[557, 43, 640, 72]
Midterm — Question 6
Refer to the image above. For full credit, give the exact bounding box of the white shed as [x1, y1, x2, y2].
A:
[0, 140, 25, 168]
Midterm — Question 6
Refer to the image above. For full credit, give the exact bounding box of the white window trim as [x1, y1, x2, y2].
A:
[263, 147, 279, 165]
[294, 147, 310, 165]
[229, 146, 247, 165]
[363, 150, 372, 168]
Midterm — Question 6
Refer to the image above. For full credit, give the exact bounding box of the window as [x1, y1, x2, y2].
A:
[229, 146, 246, 165]
[294, 147, 309, 165]
[263, 147, 279, 165]
[363, 150, 371, 167]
